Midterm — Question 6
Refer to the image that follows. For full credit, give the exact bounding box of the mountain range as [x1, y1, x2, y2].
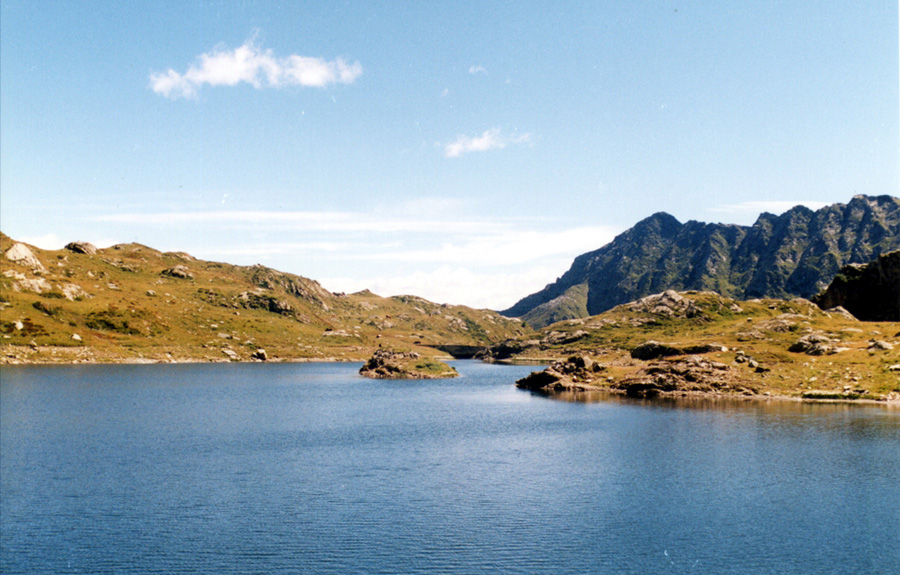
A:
[502, 195, 900, 328]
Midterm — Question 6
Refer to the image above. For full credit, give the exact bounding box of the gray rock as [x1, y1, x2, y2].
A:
[868, 340, 894, 351]
[631, 341, 726, 360]
[65, 241, 97, 255]
[631, 341, 684, 360]
[4, 243, 44, 270]
[788, 334, 838, 356]
[161, 265, 193, 279]
[824, 306, 857, 321]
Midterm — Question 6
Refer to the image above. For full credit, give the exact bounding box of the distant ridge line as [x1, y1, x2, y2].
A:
[501, 195, 900, 328]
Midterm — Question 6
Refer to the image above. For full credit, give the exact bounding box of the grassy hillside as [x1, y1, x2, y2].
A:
[0, 233, 528, 363]
[487, 290, 900, 401]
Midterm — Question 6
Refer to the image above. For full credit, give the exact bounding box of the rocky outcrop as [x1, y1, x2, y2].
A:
[161, 265, 193, 279]
[503, 195, 900, 327]
[788, 334, 841, 356]
[359, 349, 458, 379]
[477, 339, 536, 361]
[4, 243, 44, 271]
[65, 241, 97, 255]
[612, 356, 742, 398]
[515, 355, 607, 393]
[631, 340, 727, 360]
[813, 251, 900, 321]
[622, 290, 703, 318]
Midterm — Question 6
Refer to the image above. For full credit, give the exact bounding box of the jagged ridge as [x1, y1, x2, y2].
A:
[503, 195, 900, 327]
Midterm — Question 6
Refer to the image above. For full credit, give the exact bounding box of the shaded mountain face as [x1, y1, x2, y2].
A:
[502, 195, 900, 328]
[813, 250, 900, 321]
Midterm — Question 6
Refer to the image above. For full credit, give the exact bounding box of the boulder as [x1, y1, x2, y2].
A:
[824, 306, 857, 321]
[515, 355, 605, 393]
[625, 290, 701, 318]
[59, 283, 89, 301]
[631, 341, 684, 360]
[161, 265, 193, 279]
[4, 243, 44, 270]
[631, 341, 727, 360]
[65, 241, 97, 255]
[868, 340, 894, 351]
[251, 349, 268, 361]
[541, 330, 590, 346]
[515, 369, 566, 392]
[788, 334, 838, 356]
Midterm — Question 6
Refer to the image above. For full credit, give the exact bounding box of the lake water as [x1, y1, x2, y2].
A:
[1, 361, 898, 574]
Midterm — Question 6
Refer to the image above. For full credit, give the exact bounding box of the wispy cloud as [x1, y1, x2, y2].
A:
[366, 226, 617, 266]
[444, 128, 532, 158]
[92, 210, 506, 234]
[322, 265, 567, 310]
[468, 65, 488, 75]
[87, 208, 617, 308]
[16, 233, 65, 250]
[91, 210, 615, 265]
[150, 37, 362, 99]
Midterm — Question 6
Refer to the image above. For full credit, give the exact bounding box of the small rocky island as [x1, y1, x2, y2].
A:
[359, 348, 459, 379]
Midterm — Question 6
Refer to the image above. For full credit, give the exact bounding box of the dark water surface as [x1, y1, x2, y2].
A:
[2, 362, 898, 574]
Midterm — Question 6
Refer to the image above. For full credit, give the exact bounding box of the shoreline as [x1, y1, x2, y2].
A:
[3, 351, 898, 407]
[533, 383, 900, 407]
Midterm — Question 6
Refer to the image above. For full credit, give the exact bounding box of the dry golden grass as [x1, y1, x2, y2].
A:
[501, 291, 900, 400]
[0, 233, 527, 364]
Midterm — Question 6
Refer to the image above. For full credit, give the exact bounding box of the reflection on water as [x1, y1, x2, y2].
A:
[2, 361, 898, 575]
[547, 387, 900, 412]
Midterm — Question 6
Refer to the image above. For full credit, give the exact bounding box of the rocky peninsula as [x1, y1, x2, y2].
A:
[496, 290, 900, 403]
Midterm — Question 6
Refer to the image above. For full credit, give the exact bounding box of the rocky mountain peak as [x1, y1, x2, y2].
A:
[503, 195, 900, 328]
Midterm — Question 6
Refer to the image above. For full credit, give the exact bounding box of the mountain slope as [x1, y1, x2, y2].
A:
[0, 233, 528, 363]
[813, 250, 900, 321]
[504, 195, 900, 328]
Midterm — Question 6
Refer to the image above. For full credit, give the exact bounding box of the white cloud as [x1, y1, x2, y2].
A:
[90, 211, 615, 266]
[86, 208, 618, 309]
[321, 265, 569, 310]
[468, 65, 488, 75]
[709, 200, 829, 216]
[444, 128, 532, 158]
[150, 38, 362, 99]
[16, 233, 65, 250]
[92, 210, 506, 234]
[195, 241, 356, 258]
[366, 226, 617, 266]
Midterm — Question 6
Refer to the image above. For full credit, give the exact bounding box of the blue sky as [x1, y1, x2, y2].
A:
[2, 1, 897, 309]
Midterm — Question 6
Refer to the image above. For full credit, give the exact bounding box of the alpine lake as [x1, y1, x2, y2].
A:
[2, 361, 898, 574]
